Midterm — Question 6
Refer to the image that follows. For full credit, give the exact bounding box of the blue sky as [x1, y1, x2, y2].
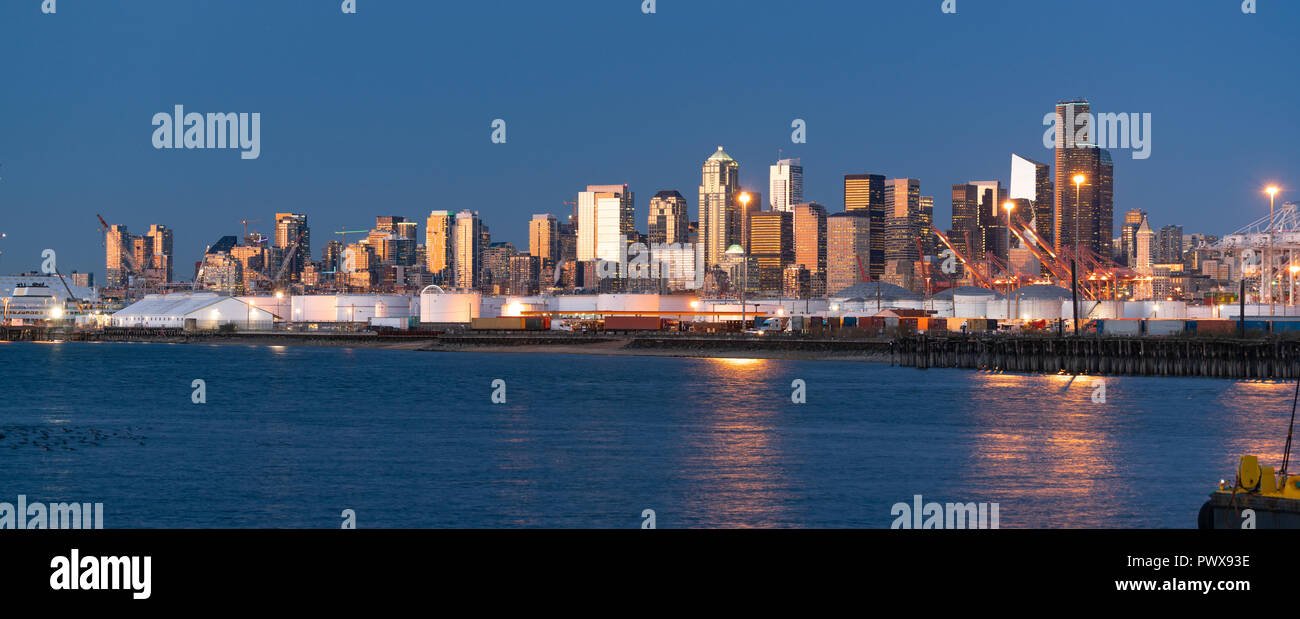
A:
[1, 0, 1296, 277]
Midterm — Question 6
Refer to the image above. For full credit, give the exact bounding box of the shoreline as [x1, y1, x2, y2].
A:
[3, 332, 894, 363]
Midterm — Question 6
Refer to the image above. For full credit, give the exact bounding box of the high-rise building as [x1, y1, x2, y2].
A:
[950, 184, 981, 263]
[793, 202, 828, 296]
[105, 224, 132, 289]
[425, 211, 455, 283]
[144, 225, 174, 283]
[1010, 154, 1054, 249]
[647, 191, 689, 245]
[509, 254, 541, 296]
[844, 173, 886, 278]
[453, 210, 482, 289]
[529, 214, 559, 264]
[769, 158, 803, 212]
[481, 242, 516, 294]
[826, 211, 872, 296]
[578, 184, 634, 263]
[918, 196, 935, 258]
[969, 180, 1009, 263]
[1053, 100, 1115, 259]
[699, 147, 741, 268]
[1156, 224, 1184, 264]
[883, 178, 921, 289]
[274, 213, 310, 281]
[747, 210, 793, 294]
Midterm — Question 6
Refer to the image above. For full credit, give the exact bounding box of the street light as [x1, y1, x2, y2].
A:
[1266, 186, 1280, 314]
[1071, 174, 1086, 335]
[726, 243, 747, 330]
[1003, 201, 1016, 321]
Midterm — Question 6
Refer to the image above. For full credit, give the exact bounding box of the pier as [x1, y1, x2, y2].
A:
[893, 335, 1300, 379]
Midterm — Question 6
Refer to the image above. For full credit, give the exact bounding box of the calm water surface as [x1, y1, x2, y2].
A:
[0, 341, 1289, 528]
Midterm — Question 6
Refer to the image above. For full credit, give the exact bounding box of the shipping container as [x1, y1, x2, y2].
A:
[1097, 319, 1142, 336]
[471, 317, 547, 330]
[1188, 319, 1236, 335]
[1144, 319, 1185, 336]
[603, 316, 664, 331]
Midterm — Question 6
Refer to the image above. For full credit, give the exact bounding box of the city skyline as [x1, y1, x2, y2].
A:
[0, 1, 1296, 276]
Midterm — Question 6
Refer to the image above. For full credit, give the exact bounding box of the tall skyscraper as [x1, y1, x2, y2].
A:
[577, 184, 634, 263]
[883, 178, 921, 289]
[918, 196, 935, 258]
[647, 190, 689, 245]
[105, 224, 132, 289]
[793, 202, 828, 297]
[1156, 224, 1184, 263]
[274, 213, 310, 281]
[425, 210, 455, 283]
[844, 173, 886, 278]
[144, 224, 174, 283]
[964, 180, 1009, 264]
[769, 158, 803, 212]
[950, 184, 981, 262]
[737, 189, 762, 254]
[699, 147, 741, 268]
[1053, 100, 1115, 259]
[747, 210, 793, 294]
[529, 214, 559, 264]
[453, 210, 482, 289]
[826, 211, 872, 296]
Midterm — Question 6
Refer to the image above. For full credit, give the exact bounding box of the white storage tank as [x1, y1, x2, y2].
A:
[419, 287, 481, 323]
[598, 293, 660, 313]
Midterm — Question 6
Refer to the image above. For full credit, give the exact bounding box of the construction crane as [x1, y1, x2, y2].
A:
[239, 218, 262, 238]
[930, 225, 994, 289]
[96, 214, 142, 272]
[273, 230, 307, 286]
[52, 268, 89, 313]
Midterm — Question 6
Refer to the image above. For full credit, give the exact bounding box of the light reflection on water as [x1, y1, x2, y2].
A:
[1, 342, 1296, 529]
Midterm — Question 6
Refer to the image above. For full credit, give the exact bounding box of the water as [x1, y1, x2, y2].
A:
[0, 341, 1291, 528]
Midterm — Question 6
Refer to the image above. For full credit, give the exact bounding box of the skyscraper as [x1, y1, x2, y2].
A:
[1156, 224, 1184, 263]
[529, 214, 559, 264]
[883, 178, 921, 289]
[1053, 100, 1115, 259]
[826, 211, 872, 296]
[747, 210, 793, 294]
[699, 147, 741, 268]
[453, 210, 482, 289]
[793, 202, 828, 297]
[578, 184, 634, 263]
[970, 180, 1008, 263]
[950, 184, 981, 262]
[425, 210, 455, 283]
[274, 212, 310, 281]
[769, 158, 803, 212]
[1135, 216, 1154, 299]
[647, 190, 689, 245]
[844, 173, 886, 278]
[105, 224, 132, 289]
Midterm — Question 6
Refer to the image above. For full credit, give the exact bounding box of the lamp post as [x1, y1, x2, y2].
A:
[1003, 201, 1016, 321]
[1267, 186, 1279, 314]
[1072, 174, 1086, 333]
[726, 243, 747, 331]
